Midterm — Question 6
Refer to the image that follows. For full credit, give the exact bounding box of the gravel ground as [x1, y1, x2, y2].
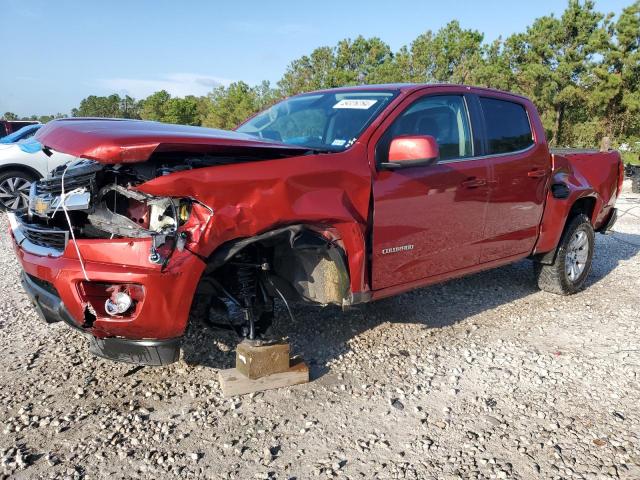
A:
[0, 183, 638, 480]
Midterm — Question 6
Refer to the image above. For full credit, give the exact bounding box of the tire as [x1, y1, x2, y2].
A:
[534, 214, 595, 295]
[632, 174, 640, 194]
[0, 169, 38, 211]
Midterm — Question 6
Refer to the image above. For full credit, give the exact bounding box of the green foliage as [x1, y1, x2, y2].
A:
[3, 111, 66, 123]
[33, 113, 68, 123]
[71, 94, 140, 119]
[164, 96, 204, 126]
[410, 21, 485, 83]
[139, 90, 171, 121]
[202, 81, 277, 130]
[24, 1, 640, 152]
[509, 0, 610, 144]
[278, 36, 392, 95]
[274, 1, 639, 149]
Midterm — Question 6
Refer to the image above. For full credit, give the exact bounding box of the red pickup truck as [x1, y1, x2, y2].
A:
[9, 84, 622, 366]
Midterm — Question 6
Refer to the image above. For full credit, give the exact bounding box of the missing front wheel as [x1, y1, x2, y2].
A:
[191, 247, 274, 339]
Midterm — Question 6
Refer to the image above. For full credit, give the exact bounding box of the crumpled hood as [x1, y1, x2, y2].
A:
[35, 118, 309, 164]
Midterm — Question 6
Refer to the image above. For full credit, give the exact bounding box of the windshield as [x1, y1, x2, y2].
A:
[236, 90, 398, 151]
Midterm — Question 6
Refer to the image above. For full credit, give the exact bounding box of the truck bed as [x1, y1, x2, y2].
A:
[550, 148, 600, 155]
[551, 148, 622, 228]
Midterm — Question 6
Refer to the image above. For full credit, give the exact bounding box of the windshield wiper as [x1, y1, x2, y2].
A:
[304, 147, 334, 155]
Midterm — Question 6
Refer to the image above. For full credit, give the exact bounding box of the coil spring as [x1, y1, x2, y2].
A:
[234, 252, 256, 307]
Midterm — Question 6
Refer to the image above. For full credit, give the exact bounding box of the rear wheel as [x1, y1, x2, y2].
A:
[534, 214, 594, 295]
[0, 169, 37, 211]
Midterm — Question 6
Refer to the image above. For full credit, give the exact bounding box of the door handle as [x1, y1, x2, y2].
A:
[527, 169, 548, 178]
[461, 178, 487, 188]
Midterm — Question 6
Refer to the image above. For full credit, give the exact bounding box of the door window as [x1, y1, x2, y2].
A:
[479, 97, 533, 154]
[378, 95, 473, 163]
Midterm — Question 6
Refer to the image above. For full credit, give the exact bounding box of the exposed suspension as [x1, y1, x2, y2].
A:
[233, 251, 259, 339]
[197, 246, 274, 340]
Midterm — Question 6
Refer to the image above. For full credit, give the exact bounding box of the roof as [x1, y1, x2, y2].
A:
[34, 84, 532, 164]
[304, 83, 532, 102]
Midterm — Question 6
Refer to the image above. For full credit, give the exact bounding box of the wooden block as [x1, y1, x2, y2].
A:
[236, 340, 290, 379]
[219, 359, 309, 397]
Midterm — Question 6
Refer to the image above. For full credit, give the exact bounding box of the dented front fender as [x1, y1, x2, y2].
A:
[135, 145, 373, 293]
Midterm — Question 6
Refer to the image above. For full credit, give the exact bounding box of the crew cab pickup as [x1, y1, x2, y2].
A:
[9, 84, 623, 366]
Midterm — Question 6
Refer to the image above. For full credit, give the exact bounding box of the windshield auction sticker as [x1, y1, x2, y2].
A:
[333, 99, 377, 109]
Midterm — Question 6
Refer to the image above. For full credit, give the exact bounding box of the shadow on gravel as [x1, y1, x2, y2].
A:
[587, 229, 640, 288]
[181, 231, 640, 379]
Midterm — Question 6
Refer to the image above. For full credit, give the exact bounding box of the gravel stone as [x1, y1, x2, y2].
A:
[0, 183, 638, 478]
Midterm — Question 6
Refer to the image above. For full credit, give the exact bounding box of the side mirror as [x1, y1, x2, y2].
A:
[381, 135, 439, 170]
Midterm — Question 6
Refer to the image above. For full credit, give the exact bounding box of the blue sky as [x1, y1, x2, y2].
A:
[0, 0, 631, 116]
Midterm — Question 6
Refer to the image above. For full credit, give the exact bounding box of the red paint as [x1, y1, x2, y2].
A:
[371, 157, 492, 289]
[136, 145, 372, 294]
[479, 95, 550, 262]
[15, 84, 622, 342]
[533, 150, 621, 254]
[389, 135, 439, 163]
[12, 235, 205, 339]
[34, 118, 309, 163]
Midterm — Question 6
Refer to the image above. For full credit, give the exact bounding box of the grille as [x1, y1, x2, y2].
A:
[35, 172, 96, 196]
[22, 223, 69, 251]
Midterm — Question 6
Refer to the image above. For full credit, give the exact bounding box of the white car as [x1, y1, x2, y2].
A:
[0, 139, 75, 210]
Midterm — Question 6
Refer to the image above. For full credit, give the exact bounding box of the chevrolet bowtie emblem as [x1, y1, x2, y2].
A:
[33, 198, 49, 215]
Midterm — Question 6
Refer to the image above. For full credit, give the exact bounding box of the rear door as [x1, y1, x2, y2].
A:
[370, 90, 491, 290]
[477, 95, 550, 262]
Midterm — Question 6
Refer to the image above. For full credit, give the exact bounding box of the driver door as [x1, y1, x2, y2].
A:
[371, 93, 491, 290]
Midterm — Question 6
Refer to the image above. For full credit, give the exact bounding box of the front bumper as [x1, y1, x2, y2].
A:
[21, 271, 78, 326]
[10, 213, 206, 365]
[20, 272, 180, 365]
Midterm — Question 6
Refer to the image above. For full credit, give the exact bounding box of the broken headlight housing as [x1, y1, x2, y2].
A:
[25, 159, 213, 267]
[88, 184, 191, 238]
[87, 184, 197, 266]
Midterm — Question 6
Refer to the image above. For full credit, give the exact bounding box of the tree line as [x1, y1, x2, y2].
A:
[3, 0, 639, 153]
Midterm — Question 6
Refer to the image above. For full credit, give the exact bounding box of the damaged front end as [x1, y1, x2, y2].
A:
[20, 158, 290, 340]
[14, 156, 352, 346]
[9, 158, 213, 365]
[25, 158, 210, 269]
[10, 118, 372, 367]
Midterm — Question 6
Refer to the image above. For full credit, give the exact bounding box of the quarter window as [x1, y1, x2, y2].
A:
[378, 95, 473, 163]
[480, 97, 534, 154]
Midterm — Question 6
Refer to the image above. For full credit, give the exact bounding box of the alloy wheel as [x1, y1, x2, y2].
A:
[565, 229, 589, 282]
[0, 176, 32, 210]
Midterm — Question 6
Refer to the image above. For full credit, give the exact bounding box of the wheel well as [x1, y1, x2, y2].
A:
[567, 197, 596, 224]
[532, 197, 596, 265]
[188, 226, 350, 337]
[201, 225, 351, 306]
[0, 164, 42, 180]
